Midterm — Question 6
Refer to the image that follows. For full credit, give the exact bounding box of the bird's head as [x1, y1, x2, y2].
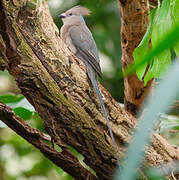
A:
[59, 6, 91, 25]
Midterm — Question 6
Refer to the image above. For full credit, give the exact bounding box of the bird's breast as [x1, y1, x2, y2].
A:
[65, 36, 77, 54]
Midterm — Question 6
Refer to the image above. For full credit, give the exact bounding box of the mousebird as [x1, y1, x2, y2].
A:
[59, 6, 118, 157]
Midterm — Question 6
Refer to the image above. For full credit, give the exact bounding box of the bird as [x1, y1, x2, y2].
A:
[59, 6, 118, 156]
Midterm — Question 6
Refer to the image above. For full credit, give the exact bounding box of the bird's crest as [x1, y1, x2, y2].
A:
[66, 6, 91, 16]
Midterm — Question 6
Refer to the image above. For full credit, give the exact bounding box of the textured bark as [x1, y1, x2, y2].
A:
[118, 0, 154, 116]
[0, 102, 97, 180]
[0, 1, 179, 179]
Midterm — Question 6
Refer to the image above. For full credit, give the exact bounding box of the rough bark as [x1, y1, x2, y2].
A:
[0, 102, 98, 180]
[0, 0, 178, 179]
[118, 0, 154, 116]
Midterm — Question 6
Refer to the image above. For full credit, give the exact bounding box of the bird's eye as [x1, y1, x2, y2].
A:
[69, 13, 73, 16]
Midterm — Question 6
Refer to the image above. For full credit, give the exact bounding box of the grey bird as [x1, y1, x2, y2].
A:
[59, 6, 118, 155]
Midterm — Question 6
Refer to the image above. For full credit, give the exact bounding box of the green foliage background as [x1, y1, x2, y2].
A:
[133, 0, 179, 85]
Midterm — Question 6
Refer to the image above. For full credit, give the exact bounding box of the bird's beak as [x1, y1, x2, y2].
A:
[59, 13, 66, 19]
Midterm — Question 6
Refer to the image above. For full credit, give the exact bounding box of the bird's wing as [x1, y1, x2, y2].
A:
[69, 25, 102, 78]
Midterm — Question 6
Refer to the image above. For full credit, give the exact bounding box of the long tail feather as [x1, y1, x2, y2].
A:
[91, 78, 119, 158]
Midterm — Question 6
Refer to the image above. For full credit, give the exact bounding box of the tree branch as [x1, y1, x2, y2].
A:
[0, 101, 98, 180]
[0, 0, 178, 179]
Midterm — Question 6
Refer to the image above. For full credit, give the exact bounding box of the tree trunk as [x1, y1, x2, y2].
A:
[0, 0, 178, 179]
[118, 0, 154, 116]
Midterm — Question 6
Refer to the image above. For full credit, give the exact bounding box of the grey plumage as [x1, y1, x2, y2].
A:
[59, 6, 118, 156]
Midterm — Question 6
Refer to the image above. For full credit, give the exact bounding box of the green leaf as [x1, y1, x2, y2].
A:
[55, 166, 74, 179]
[171, 0, 179, 26]
[143, 0, 172, 84]
[144, 49, 171, 85]
[124, 20, 179, 78]
[55, 166, 64, 176]
[0, 94, 24, 103]
[13, 107, 32, 120]
[152, 0, 172, 44]
[0, 94, 35, 120]
[133, 9, 156, 80]
[174, 41, 179, 56]
[133, 0, 175, 85]
[171, 0, 179, 56]
[32, 112, 44, 132]
[8, 98, 35, 112]
[115, 59, 179, 180]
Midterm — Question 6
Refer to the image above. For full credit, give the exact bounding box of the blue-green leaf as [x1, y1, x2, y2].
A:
[145, 168, 167, 180]
[115, 59, 179, 180]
